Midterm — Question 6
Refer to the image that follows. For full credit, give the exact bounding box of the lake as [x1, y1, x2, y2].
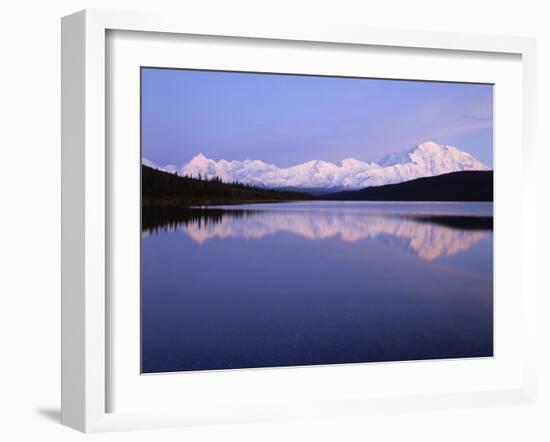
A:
[141, 201, 493, 373]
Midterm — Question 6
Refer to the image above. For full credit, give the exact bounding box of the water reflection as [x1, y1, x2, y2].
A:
[141, 201, 493, 373]
[142, 204, 492, 261]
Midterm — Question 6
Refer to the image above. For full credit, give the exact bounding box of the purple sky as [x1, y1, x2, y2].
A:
[141, 68, 493, 168]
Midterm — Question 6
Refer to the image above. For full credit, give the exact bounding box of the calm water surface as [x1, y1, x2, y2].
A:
[141, 201, 493, 373]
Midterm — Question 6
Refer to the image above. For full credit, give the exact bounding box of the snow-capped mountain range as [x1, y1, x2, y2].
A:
[143, 141, 490, 190]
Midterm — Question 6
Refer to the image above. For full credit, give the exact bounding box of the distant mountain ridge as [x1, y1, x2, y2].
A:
[143, 141, 490, 190]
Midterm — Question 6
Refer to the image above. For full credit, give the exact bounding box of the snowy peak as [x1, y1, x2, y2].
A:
[143, 141, 490, 190]
[183, 153, 223, 178]
[408, 141, 488, 171]
[417, 140, 446, 152]
[186, 153, 213, 170]
[381, 141, 462, 166]
[411, 141, 461, 160]
[189, 152, 208, 163]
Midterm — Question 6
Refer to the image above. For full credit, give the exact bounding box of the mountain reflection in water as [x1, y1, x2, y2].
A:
[142, 203, 492, 261]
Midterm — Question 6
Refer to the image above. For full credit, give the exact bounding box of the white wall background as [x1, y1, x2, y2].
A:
[0, 1, 547, 440]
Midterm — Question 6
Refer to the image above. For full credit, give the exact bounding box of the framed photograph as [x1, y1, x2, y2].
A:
[61, 9, 538, 432]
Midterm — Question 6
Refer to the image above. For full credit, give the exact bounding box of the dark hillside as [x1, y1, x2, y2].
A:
[322, 171, 493, 202]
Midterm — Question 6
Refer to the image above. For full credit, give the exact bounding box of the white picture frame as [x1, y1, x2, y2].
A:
[61, 9, 537, 433]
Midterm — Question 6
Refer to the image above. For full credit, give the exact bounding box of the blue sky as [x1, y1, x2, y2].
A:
[141, 68, 493, 168]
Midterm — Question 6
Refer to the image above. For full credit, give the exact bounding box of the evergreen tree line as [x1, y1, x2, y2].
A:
[142, 206, 261, 234]
[142, 165, 315, 206]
